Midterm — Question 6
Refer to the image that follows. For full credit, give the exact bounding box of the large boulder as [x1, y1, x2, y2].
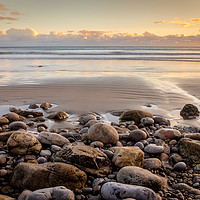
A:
[112, 147, 144, 168]
[52, 142, 110, 176]
[25, 186, 74, 200]
[119, 110, 153, 123]
[117, 166, 164, 191]
[11, 162, 87, 190]
[81, 123, 119, 144]
[7, 131, 42, 155]
[180, 104, 199, 120]
[178, 138, 200, 162]
[101, 182, 160, 200]
[37, 132, 70, 146]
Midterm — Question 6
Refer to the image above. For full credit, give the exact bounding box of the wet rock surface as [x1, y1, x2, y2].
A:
[0, 104, 199, 200]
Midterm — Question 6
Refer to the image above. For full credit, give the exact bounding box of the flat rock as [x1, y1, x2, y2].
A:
[178, 138, 200, 162]
[117, 166, 164, 191]
[112, 147, 144, 168]
[37, 132, 70, 146]
[119, 110, 153, 124]
[82, 123, 119, 144]
[180, 104, 199, 120]
[8, 121, 27, 130]
[173, 183, 200, 195]
[184, 133, 200, 140]
[143, 158, 162, 170]
[25, 186, 74, 200]
[11, 162, 87, 190]
[154, 128, 181, 140]
[7, 131, 42, 155]
[144, 144, 164, 154]
[101, 182, 159, 200]
[16, 110, 44, 117]
[52, 142, 110, 176]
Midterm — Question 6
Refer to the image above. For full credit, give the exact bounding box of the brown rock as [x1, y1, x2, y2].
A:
[112, 147, 144, 168]
[120, 110, 153, 123]
[8, 121, 27, 130]
[48, 111, 69, 120]
[3, 112, 19, 122]
[52, 142, 110, 176]
[0, 194, 16, 200]
[7, 131, 42, 155]
[40, 102, 52, 109]
[29, 104, 39, 109]
[180, 104, 199, 120]
[11, 162, 87, 190]
[16, 110, 44, 117]
[0, 117, 9, 125]
[143, 158, 162, 170]
[0, 131, 16, 142]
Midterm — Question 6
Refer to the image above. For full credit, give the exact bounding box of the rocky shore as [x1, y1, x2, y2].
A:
[0, 103, 200, 200]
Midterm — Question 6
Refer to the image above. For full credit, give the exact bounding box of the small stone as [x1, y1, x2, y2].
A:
[174, 162, 187, 171]
[9, 107, 18, 112]
[154, 128, 181, 140]
[173, 183, 200, 195]
[40, 150, 51, 157]
[79, 114, 97, 125]
[34, 116, 45, 122]
[143, 158, 162, 170]
[40, 102, 52, 109]
[134, 142, 144, 150]
[0, 169, 7, 176]
[141, 117, 154, 126]
[0, 117, 9, 124]
[153, 117, 170, 126]
[180, 104, 199, 120]
[37, 157, 47, 164]
[0, 155, 6, 164]
[4, 112, 19, 122]
[85, 120, 99, 128]
[90, 141, 104, 148]
[129, 129, 147, 142]
[29, 104, 39, 109]
[48, 111, 69, 120]
[8, 121, 27, 130]
[37, 126, 46, 132]
[144, 144, 164, 154]
[51, 145, 62, 153]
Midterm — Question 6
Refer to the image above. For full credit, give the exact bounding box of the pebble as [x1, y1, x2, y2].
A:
[144, 144, 164, 154]
[174, 162, 187, 171]
[129, 129, 147, 142]
[0, 155, 6, 164]
[37, 157, 48, 164]
[8, 121, 27, 130]
[141, 117, 154, 126]
[134, 142, 144, 150]
[40, 150, 51, 157]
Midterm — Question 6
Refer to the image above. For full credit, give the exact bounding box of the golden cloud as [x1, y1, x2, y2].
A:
[0, 3, 9, 11]
[0, 16, 18, 21]
[191, 18, 200, 22]
[10, 11, 21, 15]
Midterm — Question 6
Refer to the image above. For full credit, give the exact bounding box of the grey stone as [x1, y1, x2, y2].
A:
[143, 158, 162, 170]
[144, 144, 164, 154]
[129, 130, 147, 142]
[174, 162, 186, 171]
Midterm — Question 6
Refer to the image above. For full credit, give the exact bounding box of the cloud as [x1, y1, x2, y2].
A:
[154, 17, 191, 28]
[191, 18, 200, 22]
[1, 28, 200, 46]
[0, 16, 18, 21]
[10, 11, 21, 15]
[0, 3, 9, 11]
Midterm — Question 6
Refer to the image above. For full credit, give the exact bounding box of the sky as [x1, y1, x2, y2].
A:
[0, 0, 200, 46]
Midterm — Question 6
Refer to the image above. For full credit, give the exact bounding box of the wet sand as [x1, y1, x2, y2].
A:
[0, 76, 199, 115]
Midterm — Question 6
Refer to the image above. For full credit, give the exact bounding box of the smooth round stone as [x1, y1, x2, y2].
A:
[37, 126, 46, 132]
[141, 117, 154, 126]
[144, 144, 164, 154]
[4, 112, 20, 122]
[0, 169, 8, 177]
[129, 130, 147, 142]
[143, 158, 162, 170]
[154, 128, 181, 140]
[40, 150, 51, 157]
[0, 117, 9, 124]
[79, 127, 88, 134]
[101, 182, 159, 200]
[90, 141, 104, 148]
[134, 142, 144, 150]
[8, 121, 27, 130]
[79, 114, 97, 125]
[51, 145, 62, 153]
[37, 157, 47, 164]
[174, 162, 187, 171]
[0, 155, 6, 164]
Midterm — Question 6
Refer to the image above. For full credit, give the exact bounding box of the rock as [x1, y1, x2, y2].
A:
[11, 162, 87, 190]
[17, 110, 44, 117]
[144, 144, 164, 154]
[34, 116, 45, 122]
[7, 131, 42, 155]
[3, 112, 20, 122]
[40, 102, 52, 109]
[29, 104, 39, 109]
[101, 182, 159, 200]
[153, 117, 170, 126]
[143, 158, 162, 170]
[40, 150, 51, 157]
[154, 128, 181, 140]
[129, 129, 147, 142]
[169, 153, 183, 164]
[52, 142, 110, 176]
[0, 117, 9, 124]
[178, 138, 200, 162]
[0, 169, 8, 176]
[85, 120, 99, 128]
[79, 114, 97, 125]
[112, 147, 144, 168]
[25, 186, 74, 200]
[0, 154, 6, 164]
[37, 132, 70, 146]
[141, 117, 154, 126]
[180, 104, 199, 119]
[173, 183, 200, 195]
[37, 157, 47, 164]
[119, 110, 153, 124]
[82, 123, 119, 144]
[51, 145, 62, 152]
[0, 131, 15, 142]
[184, 133, 200, 140]
[134, 142, 144, 150]
[8, 121, 27, 130]
[47, 111, 69, 120]
[0, 195, 16, 200]
[173, 162, 187, 171]
[117, 166, 164, 191]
